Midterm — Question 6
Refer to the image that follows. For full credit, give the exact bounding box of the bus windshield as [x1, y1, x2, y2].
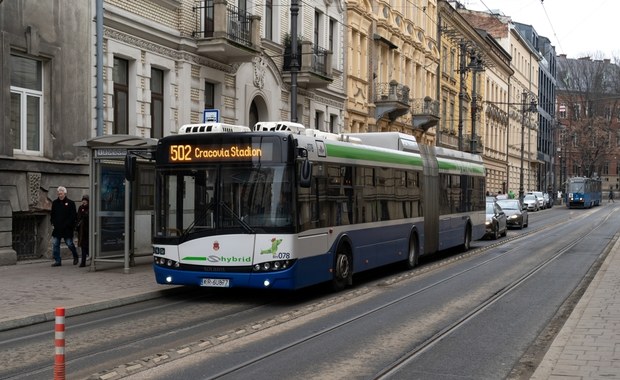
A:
[156, 164, 293, 238]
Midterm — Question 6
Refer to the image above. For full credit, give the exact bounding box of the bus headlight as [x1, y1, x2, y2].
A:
[154, 257, 180, 268]
[252, 259, 296, 272]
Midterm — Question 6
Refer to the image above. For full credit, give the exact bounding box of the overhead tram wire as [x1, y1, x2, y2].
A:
[538, 0, 565, 55]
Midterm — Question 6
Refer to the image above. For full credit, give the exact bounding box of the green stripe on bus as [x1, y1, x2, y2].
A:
[182, 256, 207, 261]
[325, 143, 484, 174]
[326, 144, 423, 166]
[437, 160, 485, 174]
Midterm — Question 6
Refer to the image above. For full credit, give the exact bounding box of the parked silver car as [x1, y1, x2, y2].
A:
[496, 199, 529, 229]
[523, 194, 540, 211]
[527, 191, 546, 209]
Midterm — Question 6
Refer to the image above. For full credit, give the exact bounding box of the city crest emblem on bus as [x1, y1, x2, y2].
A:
[213, 241, 220, 251]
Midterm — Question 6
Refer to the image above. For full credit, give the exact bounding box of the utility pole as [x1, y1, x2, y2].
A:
[457, 42, 467, 151]
[469, 52, 484, 153]
[290, 0, 299, 123]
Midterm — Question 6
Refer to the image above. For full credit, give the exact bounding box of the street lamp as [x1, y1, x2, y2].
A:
[519, 90, 538, 201]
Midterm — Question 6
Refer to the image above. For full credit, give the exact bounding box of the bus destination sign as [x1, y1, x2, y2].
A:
[168, 143, 273, 163]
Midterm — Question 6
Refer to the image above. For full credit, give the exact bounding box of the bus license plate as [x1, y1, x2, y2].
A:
[201, 278, 230, 288]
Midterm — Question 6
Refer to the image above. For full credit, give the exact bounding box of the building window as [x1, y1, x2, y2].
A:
[10, 55, 42, 154]
[203, 0, 214, 37]
[441, 97, 447, 131]
[559, 103, 566, 119]
[315, 110, 324, 131]
[449, 100, 455, 133]
[329, 114, 338, 133]
[314, 11, 322, 46]
[113, 58, 129, 134]
[265, 0, 273, 40]
[329, 18, 336, 52]
[151, 68, 164, 138]
[205, 82, 215, 110]
[572, 103, 580, 121]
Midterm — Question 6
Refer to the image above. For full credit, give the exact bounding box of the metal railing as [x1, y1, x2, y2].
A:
[411, 96, 439, 117]
[226, 4, 251, 46]
[374, 81, 410, 104]
[192, 2, 252, 47]
[283, 41, 329, 76]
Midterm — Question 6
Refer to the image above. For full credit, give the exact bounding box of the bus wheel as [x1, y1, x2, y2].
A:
[332, 244, 352, 291]
[404, 234, 419, 270]
[462, 225, 472, 251]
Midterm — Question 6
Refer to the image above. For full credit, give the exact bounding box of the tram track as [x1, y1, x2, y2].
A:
[374, 206, 616, 379]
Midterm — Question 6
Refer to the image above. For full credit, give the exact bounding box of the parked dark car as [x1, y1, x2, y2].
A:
[485, 200, 508, 239]
[496, 199, 528, 229]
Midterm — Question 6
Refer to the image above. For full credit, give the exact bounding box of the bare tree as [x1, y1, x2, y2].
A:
[556, 53, 620, 178]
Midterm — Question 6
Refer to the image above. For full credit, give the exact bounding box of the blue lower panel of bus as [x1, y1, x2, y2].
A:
[153, 253, 334, 290]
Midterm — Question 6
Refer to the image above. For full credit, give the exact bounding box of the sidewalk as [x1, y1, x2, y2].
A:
[531, 231, 620, 379]
[1, 240, 620, 378]
[0, 255, 180, 331]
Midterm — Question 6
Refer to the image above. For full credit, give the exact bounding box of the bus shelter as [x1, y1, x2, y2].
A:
[75, 135, 156, 273]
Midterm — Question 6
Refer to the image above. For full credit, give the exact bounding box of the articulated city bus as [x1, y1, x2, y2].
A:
[150, 122, 486, 290]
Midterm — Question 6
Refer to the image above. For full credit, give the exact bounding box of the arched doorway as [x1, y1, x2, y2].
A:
[249, 95, 269, 128]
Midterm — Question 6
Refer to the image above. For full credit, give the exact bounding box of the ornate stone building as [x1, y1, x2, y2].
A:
[437, 0, 513, 194]
[0, 0, 348, 264]
[459, 8, 541, 198]
[345, 0, 440, 143]
[0, 1, 91, 264]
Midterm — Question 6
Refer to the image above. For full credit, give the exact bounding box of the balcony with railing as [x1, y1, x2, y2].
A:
[463, 133, 484, 154]
[283, 40, 333, 88]
[374, 81, 410, 121]
[193, 1, 260, 62]
[411, 96, 440, 131]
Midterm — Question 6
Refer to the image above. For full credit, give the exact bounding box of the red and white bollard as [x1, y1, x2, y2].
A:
[54, 307, 66, 380]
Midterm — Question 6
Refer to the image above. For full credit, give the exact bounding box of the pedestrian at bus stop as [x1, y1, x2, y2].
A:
[50, 186, 79, 266]
[76, 194, 90, 267]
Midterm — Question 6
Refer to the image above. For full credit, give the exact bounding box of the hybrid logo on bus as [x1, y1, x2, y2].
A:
[206, 255, 251, 263]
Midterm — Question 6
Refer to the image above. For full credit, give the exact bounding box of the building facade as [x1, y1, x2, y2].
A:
[0, 0, 92, 264]
[345, 0, 441, 143]
[2, 0, 579, 265]
[515, 24, 557, 196]
[556, 55, 620, 193]
[460, 8, 541, 198]
[438, 1, 513, 195]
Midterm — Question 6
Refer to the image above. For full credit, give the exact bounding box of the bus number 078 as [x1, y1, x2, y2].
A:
[275, 252, 291, 259]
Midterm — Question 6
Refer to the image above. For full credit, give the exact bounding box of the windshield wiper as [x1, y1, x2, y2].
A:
[180, 201, 215, 242]
[219, 201, 255, 234]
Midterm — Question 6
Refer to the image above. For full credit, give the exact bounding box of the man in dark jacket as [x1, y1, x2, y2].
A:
[50, 186, 79, 266]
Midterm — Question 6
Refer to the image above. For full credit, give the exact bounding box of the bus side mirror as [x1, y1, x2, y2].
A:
[299, 159, 312, 188]
[125, 155, 137, 182]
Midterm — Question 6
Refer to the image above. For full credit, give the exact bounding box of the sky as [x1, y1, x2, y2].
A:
[465, 0, 618, 59]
